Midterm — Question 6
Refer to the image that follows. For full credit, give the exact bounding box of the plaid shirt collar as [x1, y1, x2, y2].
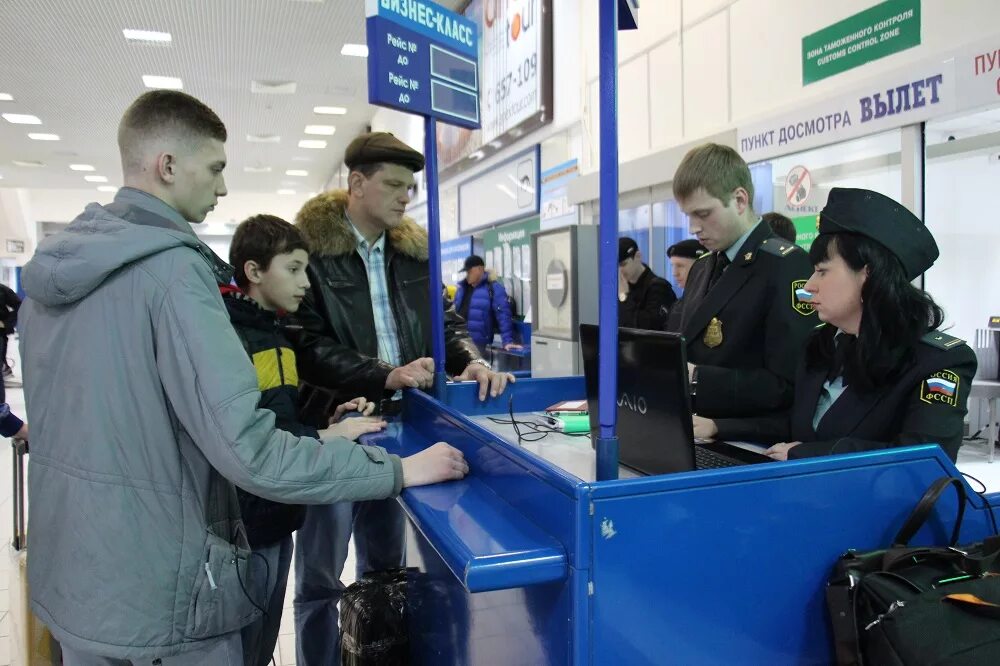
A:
[346, 213, 386, 256]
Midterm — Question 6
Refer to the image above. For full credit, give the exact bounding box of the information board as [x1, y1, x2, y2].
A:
[365, 0, 481, 129]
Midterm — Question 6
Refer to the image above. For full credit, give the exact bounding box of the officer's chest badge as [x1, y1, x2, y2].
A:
[704, 317, 723, 348]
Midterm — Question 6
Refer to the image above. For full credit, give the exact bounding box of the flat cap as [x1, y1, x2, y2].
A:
[344, 131, 425, 173]
[819, 187, 938, 280]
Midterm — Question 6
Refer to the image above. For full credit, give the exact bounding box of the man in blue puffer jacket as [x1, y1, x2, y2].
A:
[454, 255, 521, 355]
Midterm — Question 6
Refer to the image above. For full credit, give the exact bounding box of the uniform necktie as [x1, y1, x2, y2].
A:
[707, 252, 730, 290]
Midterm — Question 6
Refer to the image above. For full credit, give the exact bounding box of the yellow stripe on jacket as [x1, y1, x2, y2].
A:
[251, 347, 299, 390]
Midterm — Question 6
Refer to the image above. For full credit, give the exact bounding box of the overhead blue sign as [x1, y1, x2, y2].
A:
[365, 0, 481, 129]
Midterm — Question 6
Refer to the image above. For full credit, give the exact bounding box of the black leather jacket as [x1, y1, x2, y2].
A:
[293, 190, 479, 422]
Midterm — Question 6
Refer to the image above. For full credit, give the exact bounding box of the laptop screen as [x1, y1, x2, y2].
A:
[580, 324, 697, 475]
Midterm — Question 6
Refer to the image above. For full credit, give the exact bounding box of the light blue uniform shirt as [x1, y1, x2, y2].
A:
[812, 331, 850, 430]
[724, 220, 762, 263]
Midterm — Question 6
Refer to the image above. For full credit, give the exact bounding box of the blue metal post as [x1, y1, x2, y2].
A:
[424, 116, 448, 398]
[596, 0, 620, 481]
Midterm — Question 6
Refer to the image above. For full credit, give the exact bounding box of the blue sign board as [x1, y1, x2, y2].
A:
[365, 0, 481, 129]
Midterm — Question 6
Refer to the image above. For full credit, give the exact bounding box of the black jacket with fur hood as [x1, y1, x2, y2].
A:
[293, 190, 479, 420]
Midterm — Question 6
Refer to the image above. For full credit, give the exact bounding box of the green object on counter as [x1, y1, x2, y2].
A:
[555, 414, 591, 434]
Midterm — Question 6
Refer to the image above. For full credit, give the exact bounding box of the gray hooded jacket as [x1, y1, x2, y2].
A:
[19, 196, 403, 659]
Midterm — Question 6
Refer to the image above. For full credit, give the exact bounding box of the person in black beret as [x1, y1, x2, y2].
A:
[289, 132, 512, 664]
[661, 238, 709, 332]
[694, 187, 977, 463]
[618, 237, 676, 330]
[666, 238, 709, 290]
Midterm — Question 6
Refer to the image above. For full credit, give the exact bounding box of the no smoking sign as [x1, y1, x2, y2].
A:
[785, 165, 811, 207]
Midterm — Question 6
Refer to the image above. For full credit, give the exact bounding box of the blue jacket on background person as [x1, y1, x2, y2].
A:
[454, 266, 516, 349]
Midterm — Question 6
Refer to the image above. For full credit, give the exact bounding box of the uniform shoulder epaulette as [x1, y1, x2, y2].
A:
[920, 331, 966, 351]
[759, 238, 801, 258]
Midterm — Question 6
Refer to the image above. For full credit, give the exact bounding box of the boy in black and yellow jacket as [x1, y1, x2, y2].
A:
[224, 214, 389, 666]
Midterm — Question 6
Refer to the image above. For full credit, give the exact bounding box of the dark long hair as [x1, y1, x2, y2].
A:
[806, 233, 944, 392]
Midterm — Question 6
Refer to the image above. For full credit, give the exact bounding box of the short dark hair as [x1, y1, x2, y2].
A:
[762, 212, 796, 243]
[348, 163, 385, 194]
[118, 91, 227, 169]
[673, 143, 754, 207]
[230, 215, 310, 290]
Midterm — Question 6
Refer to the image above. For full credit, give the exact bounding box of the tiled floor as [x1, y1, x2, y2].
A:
[0, 331, 998, 665]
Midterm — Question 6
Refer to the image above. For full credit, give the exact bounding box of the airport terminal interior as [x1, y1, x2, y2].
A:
[2, 0, 1000, 664]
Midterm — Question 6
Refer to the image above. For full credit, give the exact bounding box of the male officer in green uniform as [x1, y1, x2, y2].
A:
[672, 143, 817, 418]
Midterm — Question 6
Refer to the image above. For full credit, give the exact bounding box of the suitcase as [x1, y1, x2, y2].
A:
[8, 439, 60, 666]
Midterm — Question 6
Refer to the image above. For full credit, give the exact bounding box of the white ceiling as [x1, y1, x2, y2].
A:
[0, 0, 465, 195]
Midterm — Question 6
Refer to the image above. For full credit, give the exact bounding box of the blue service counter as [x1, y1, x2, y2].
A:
[365, 376, 1000, 664]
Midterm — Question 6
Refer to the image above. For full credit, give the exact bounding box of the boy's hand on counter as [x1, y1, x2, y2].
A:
[402, 442, 469, 487]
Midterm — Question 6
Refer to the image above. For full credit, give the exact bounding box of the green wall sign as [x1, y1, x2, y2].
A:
[803, 0, 921, 85]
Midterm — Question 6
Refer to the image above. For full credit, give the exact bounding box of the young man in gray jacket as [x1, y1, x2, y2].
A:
[18, 90, 469, 666]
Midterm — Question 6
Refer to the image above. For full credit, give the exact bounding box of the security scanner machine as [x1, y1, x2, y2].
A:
[360, 1, 1000, 663]
[529, 225, 598, 378]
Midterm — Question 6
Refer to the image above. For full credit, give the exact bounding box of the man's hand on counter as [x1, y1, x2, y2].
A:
[457, 362, 516, 401]
[402, 442, 469, 487]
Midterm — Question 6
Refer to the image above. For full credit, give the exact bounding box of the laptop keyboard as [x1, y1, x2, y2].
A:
[694, 446, 744, 470]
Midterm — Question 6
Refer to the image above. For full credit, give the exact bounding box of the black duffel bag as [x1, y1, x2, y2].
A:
[827, 476, 1000, 665]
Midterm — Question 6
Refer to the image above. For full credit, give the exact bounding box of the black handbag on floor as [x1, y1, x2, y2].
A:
[827, 477, 1000, 665]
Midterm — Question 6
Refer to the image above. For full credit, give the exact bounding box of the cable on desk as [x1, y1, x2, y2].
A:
[487, 395, 590, 445]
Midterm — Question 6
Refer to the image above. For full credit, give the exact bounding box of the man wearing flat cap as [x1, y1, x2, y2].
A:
[672, 143, 818, 418]
[290, 132, 511, 664]
[662, 238, 708, 332]
[618, 236, 676, 330]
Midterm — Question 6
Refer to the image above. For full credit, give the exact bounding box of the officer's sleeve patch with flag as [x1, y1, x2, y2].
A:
[792, 280, 815, 316]
[920, 369, 960, 407]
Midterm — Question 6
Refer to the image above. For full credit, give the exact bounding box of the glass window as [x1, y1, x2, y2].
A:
[925, 108, 1000, 343]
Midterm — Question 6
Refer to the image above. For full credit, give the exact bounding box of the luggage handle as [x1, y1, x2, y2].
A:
[892, 477, 966, 547]
[11, 438, 26, 551]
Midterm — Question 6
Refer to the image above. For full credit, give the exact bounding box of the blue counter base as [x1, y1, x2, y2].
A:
[368, 381, 1000, 664]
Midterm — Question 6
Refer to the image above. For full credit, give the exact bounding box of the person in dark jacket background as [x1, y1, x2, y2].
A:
[291, 132, 514, 665]
[0, 282, 21, 378]
[763, 212, 797, 244]
[662, 238, 709, 332]
[695, 188, 976, 462]
[454, 254, 520, 354]
[618, 236, 676, 330]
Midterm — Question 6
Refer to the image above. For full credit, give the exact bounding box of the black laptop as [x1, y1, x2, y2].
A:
[580, 324, 774, 476]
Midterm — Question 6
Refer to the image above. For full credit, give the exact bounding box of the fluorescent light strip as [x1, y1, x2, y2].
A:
[313, 106, 346, 115]
[142, 75, 183, 90]
[28, 133, 60, 141]
[304, 125, 336, 135]
[341, 44, 368, 57]
[2, 113, 41, 125]
[298, 139, 327, 149]
[0, 93, 12, 102]
[70, 164, 95, 171]
[123, 29, 172, 43]
[84, 175, 108, 183]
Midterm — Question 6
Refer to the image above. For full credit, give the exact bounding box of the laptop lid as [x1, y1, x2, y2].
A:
[580, 324, 697, 475]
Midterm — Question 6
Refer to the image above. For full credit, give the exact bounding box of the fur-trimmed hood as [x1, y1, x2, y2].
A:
[295, 189, 428, 261]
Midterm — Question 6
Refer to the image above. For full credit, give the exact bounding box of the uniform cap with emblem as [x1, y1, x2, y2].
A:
[818, 187, 938, 280]
[344, 131, 425, 173]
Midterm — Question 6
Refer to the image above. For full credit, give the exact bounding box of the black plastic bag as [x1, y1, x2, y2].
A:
[340, 568, 411, 665]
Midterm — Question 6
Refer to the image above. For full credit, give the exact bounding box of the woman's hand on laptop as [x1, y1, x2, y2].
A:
[692, 415, 718, 440]
[763, 442, 801, 461]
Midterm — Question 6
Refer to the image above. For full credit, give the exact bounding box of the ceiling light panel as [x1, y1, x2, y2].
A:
[142, 75, 183, 90]
[3, 113, 41, 124]
[28, 133, 60, 141]
[0, 94, 12, 102]
[285, 170, 309, 176]
[304, 125, 336, 135]
[70, 164, 95, 171]
[84, 175, 108, 182]
[123, 29, 172, 43]
[298, 139, 327, 149]
[341, 44, 369, 57]
[313, 106, 347, 115]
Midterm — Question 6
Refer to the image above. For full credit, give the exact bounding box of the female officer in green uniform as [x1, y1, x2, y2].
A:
[694, 187, 976, 462]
